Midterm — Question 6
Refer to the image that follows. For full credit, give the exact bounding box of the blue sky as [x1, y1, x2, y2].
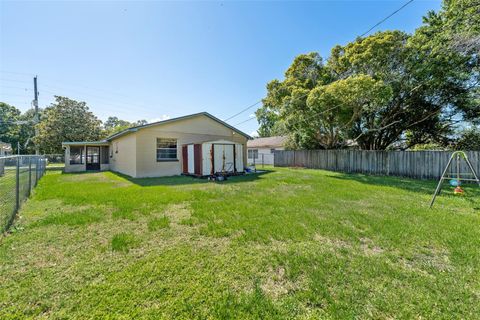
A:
[0, 0, 441, 136]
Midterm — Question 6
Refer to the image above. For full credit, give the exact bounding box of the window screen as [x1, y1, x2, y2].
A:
[70, 146, 83, 164]
[101, 146, 109, 164]
[157, 138, 177, 160]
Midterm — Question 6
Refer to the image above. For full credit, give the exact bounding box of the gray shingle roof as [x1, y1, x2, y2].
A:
[247, 136, 287, 148]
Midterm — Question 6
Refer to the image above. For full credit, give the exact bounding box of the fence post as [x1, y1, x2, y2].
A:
[35, 157, 39, 186]
[28, 156, 32, 196]
[15, 156, 20, 212]
[262, 154, 264, 168]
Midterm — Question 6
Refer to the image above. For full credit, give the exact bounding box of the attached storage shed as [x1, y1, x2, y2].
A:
[182, 140, 244, 176]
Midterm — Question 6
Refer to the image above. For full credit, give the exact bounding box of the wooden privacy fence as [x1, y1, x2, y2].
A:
[274, 150, 480, 180]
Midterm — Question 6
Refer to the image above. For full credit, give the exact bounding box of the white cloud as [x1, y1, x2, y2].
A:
[249, 113, 256, 118]
[250, 130, 259, 137]
[148, 115, 171, 123]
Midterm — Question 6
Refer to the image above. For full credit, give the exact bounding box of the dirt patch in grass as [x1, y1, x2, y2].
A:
[164, 203, 192, 224]
[400, 246, 453, 273]
[260, 266, 303, 299]
[313, 233, 352, 251]
[360, 237, 384, 256]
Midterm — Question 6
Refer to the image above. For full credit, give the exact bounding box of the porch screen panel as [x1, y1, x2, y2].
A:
[70, 146, 83, 164]
[101, 146, 109, 164]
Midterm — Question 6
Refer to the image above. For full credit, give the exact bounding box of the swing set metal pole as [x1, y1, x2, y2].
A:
[464, 156, 480, 187]
[430, 151, 480, 208]
[430, 154, 454, 208]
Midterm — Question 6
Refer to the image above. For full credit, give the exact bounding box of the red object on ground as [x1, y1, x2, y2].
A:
[454, 186, 464, 195]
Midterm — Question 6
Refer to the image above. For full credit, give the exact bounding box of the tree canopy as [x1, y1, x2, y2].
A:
[103, 116, 147, 137]
[35, 96, 103, 154]
[1, 98, 149, 154]
[256, 0, 480, 150]
[0, 102, 41, 154]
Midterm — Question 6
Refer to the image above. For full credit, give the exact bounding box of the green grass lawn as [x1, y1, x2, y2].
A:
[1, 167, 480, 319]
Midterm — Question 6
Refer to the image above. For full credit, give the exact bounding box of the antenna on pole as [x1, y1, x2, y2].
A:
[33, 76, 39, 155]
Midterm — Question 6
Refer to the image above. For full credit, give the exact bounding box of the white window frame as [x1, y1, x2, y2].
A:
[156, 138, 178, 161]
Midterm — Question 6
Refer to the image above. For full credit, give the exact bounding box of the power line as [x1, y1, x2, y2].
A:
[224, 100, 262, 122]
[232, 0, 417, 130]
[227, 1, 416, 126]
[0, 70, 34, 77]
[0, 85, 29, 91]
[359, 0, 415, 38]
[0, 78, 31, 84]
[0, 93, 31, 98]
[38, 86, 159, 115]
[234, 117, 257, 126]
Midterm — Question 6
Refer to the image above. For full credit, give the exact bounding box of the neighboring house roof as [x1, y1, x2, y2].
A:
[106, 112, 252, 141]
[247, 136, 287, 149]
[62, 112, 252, 146]
[0, 141, 12, 152]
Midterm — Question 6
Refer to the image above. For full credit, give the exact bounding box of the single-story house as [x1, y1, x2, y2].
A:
[0, 141, 12, 156]
[62, 112, 251, 178]
[247, 136, 287, 165]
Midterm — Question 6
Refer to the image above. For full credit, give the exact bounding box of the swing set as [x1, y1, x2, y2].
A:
[430, 151, 480, 208]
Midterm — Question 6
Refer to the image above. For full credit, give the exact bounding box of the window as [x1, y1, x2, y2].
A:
[101, 146, 109, 164]
[248, 149, 258, 159]
[157, 138, 177, 161]
[70, 146, 83, 165]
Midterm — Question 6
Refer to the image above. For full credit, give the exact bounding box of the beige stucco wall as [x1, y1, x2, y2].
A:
[109, 134, 137, 177]
[133, 115, 248, 178]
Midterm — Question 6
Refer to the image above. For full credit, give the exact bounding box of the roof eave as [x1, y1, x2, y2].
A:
[62, 141, 109, 146]
[105, 112, 252, 141]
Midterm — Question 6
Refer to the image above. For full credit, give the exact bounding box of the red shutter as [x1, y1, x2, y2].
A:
[182, 145, 188, 174]
[194, 144, 202, 175]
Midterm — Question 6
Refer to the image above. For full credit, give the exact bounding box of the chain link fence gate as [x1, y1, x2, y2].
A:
[0, 155, 47, 233]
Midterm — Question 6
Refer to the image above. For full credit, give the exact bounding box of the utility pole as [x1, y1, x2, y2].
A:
[33, 76, 39, 155]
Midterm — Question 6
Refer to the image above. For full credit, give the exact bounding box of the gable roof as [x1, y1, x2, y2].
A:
[247, 136, 287, 148]
[106, 112, 252, 141]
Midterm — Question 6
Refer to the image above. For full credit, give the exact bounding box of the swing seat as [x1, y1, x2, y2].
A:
[449, 179, 461, 187]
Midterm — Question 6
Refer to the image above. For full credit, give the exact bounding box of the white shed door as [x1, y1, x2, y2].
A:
[235, 144, 243, 172]
[214, 144, 235, 173]
[187, 144, 195, 174]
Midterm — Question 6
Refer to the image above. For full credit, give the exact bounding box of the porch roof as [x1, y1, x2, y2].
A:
[62, 141, 109, 147]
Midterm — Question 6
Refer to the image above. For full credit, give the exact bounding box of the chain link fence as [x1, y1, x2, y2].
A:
[0, 155, 47, 233]
[43, 154, 64, 164]
[248, 153, 275, 168]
